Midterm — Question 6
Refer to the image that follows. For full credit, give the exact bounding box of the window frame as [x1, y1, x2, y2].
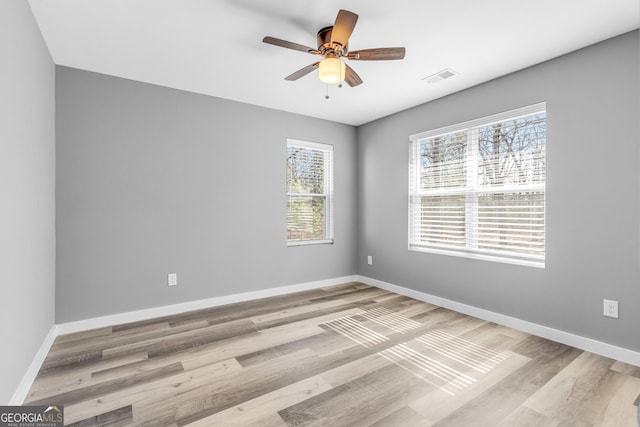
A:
[286, 138, 334, 247]
[408, 103, 546, 268]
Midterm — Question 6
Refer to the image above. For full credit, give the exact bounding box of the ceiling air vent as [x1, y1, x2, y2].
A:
[422, 68, 458, 84]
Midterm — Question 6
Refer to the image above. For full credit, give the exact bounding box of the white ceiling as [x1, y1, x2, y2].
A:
[28, 0, 639, 126]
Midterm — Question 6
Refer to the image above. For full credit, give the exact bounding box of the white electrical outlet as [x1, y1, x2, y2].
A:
[367, 255, 373, 265]
[168, 273, 178, 287]
[603, 299, 618, 318]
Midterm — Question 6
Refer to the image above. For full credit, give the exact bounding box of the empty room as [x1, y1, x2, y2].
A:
[2, 1, 640, 426]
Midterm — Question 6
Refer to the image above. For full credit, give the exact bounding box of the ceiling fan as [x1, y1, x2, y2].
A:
[262, 9, 405, 87]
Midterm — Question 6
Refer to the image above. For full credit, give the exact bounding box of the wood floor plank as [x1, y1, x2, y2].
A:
[63, 358, 240, 424]
[175, 312, 452, 426]
[24, 282, 640, 426]
[107, 283, 366, 334]
[393, 299, 439, 319]
[102, 318, 258, 359]
[599, 374, 640, 427]
[320, 282, 370, 292]
[408, 348, 530, 424]
[612, 360, 640, 378]
[235, 334, 328, 368]
[41, 321, 212, 373]
[311, 287, 390, 303]
[419, 336, 583, 426]
[178, 308, 361, 372]
[524, 351, 640, 426]
[496, 405, 560, 427]
[252, 301, 374, 331]
[279, 363, 434, 426]
[51, 322, 175, 356]
[26, 352, 149, 403]
[54, 327, 113, 345]
[523, 351, 614, 420]
[319, 353, 392, 387]
[27, 361, 184, 406]
[369, 405, 428, 427]
[183, 375, 333, 427]
[250, 299, 352, 324]
[66, 405, 133, 427]
[135, 349, 322, 426]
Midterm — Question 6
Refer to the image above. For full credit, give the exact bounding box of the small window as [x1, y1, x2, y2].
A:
[409, 103, 546, 267]
[287, 139, 334, 246]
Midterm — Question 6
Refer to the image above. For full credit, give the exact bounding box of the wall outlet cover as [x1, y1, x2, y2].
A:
[603, 299, 618, 318]
[168, 273, 178, 287]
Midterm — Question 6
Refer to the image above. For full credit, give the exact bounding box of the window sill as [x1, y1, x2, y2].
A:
[409, 245, 545, 269]
[288, 239, 334, 247]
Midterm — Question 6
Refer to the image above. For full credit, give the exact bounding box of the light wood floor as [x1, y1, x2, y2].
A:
[25, 282, 640, 426]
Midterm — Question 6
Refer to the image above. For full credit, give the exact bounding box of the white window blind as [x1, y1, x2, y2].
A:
[287, 139, 334, 245]
[409, 103, 546, 267]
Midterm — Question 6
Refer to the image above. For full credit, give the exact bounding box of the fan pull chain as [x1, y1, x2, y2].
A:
[325, 84, 330, 100]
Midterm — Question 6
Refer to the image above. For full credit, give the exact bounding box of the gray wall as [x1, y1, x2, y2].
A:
[55, 68, 357, 322]
[357, 31, 640, 351]
[0, 2, 56, 403]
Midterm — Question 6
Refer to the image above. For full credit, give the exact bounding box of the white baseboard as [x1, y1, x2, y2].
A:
[57, 275, 358, 335]
[357, 275, 640, 367]
[9, 324, 57, 405]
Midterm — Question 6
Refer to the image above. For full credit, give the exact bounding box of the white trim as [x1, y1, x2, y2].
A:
[57, 275, 357, 335]
[409, 245, 545, 269]
[9, 324, 57, 405]
[357, 275, 640, 367]
[409, 102, 546, 141]
[286, 138, 333, 152]
[288, 239, 334, 247]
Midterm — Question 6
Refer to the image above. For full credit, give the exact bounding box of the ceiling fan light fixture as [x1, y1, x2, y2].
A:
[318, 58, 345, 84]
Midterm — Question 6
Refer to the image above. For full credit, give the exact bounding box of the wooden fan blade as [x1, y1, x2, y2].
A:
[347, 47, 406, 61]
[330, 9, 358, 48]
[344, 63, 363, 87]
[263, 36, 320, 55]
[285, 62, 320, 81]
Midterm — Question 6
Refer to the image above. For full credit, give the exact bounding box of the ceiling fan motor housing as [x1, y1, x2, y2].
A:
[317, 26, 348, 56]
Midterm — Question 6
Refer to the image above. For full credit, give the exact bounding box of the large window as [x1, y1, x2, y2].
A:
[409, 103, 546, 267]
[287, 139, 334, 245]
